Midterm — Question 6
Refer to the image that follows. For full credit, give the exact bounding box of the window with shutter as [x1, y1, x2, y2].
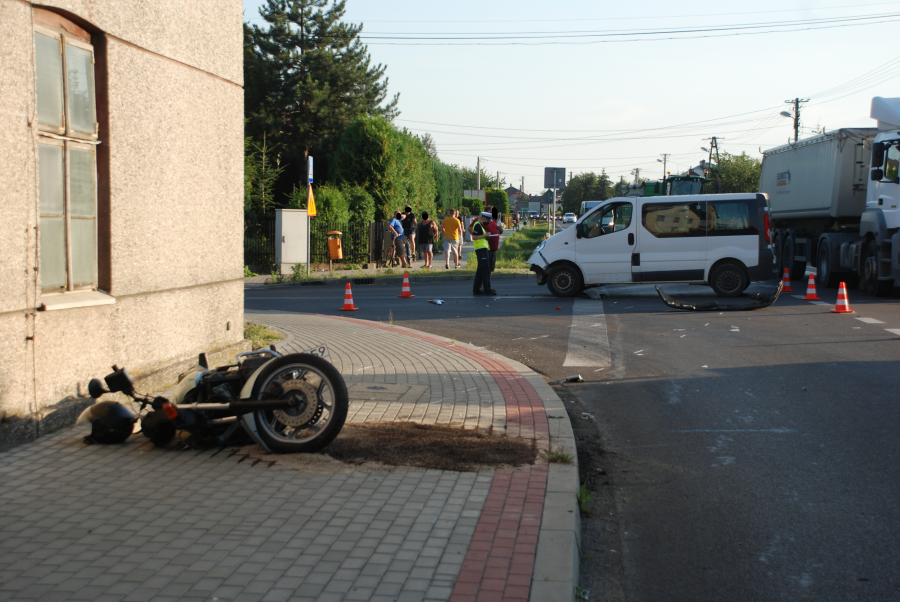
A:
[33, 17, 99, 293]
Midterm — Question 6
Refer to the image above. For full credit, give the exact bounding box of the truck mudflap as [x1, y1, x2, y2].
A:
[654, 281, 783, 311]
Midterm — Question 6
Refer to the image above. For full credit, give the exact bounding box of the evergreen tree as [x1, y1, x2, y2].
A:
[244, 0, 399, 200]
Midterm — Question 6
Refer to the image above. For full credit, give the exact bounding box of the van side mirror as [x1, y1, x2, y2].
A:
[575, 222, 584, 238]
[871, 168, 884, 181]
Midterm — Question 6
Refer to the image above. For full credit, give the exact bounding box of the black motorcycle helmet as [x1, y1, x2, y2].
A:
[77, 401, 136, 444]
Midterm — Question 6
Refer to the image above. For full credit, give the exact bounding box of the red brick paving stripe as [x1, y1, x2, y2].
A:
[312, 314, 549, 601]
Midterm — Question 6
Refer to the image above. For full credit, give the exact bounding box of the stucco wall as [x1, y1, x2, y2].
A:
[0, 0, 245, 447]
[107, 38, 244, 296]
[31, 0, 243, 85]
[0, 0, 37, 316]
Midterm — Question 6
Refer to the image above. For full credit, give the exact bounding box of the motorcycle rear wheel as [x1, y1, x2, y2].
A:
[251, 353, 348, 453]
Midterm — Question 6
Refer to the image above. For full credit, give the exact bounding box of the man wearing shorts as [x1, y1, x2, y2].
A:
[389, 211, 408, 268]
[441, 210, 462, 269]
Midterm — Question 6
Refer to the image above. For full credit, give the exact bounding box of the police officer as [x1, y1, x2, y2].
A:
[472, 212, 496, 296]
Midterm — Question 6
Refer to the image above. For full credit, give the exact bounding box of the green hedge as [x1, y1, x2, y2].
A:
[485, 188, 509, 215]
[331, 115, 437, 221]
[432, 159, 464, 215]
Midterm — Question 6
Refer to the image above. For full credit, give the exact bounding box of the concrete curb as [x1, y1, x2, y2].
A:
[370, 322, 581, 602]
[244, 272, 535, 289]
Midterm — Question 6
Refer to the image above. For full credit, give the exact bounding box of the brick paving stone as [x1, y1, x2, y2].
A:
[1, 312, 558, 602]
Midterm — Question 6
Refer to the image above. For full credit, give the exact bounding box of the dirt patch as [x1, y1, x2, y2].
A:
[328, 422, 536, 472]
[249, 422, 537, 473]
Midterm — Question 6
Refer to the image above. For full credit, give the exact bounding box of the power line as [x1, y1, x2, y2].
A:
[247, 12, 900, 44]
[244, 2, 900, 25]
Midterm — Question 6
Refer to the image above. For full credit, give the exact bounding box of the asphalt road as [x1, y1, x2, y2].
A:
[245, 276, 900, 601]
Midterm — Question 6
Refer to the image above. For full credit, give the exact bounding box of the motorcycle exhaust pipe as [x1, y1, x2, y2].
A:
[173, 399, 296, 415]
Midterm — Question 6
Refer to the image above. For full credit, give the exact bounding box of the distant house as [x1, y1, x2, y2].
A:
[1, 2, 246, 448]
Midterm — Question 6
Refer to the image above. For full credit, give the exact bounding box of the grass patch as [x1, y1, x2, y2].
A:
[244, 322, 283, 350]
[543, 445, 574, 464]
[577, 481, 595, 514]
[326, 422, 536, 472]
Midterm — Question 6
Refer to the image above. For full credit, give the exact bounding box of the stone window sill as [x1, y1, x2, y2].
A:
[40, 290, 116, 311]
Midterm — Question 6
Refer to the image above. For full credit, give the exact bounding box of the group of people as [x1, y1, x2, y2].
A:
[387, 204, 505, 296]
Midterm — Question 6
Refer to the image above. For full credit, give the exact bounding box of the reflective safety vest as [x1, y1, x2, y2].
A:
[472, 221, 489, 250]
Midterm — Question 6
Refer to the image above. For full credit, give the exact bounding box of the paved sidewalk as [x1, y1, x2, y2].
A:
[0, 312, 579, 602]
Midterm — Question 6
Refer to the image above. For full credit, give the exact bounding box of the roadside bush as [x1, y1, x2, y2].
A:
[332, 115, 437, 220]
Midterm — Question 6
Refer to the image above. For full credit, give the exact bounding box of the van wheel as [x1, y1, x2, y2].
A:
[547, 265, 582, 297]
[709, 263, 748, 298]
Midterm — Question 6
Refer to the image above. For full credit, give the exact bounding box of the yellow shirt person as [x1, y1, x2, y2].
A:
[441, 214, 463, 269]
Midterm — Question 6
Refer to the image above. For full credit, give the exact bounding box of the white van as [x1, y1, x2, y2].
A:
[527, 193, 775, 297]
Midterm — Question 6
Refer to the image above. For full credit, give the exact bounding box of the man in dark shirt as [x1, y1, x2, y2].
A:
[402, 205, 417, 263]
[486, 206, 504, 273]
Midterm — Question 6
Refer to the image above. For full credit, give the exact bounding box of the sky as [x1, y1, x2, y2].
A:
[242, 0, 900, 194]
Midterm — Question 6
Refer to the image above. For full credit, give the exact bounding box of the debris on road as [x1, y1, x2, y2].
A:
[655, 281, 783, 311]
[563, 374, 584, 383]
[429, 299, 444, 305]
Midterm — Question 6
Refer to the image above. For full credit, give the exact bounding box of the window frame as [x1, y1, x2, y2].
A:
[582, 201, 633, 239]
[33, 16, 100, 294]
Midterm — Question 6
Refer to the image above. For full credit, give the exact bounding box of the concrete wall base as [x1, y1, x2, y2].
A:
[0, 338, 250, 452]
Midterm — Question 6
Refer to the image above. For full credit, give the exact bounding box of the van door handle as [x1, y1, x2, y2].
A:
[632, 253, 640, 266]
[628, 233, 634, 245]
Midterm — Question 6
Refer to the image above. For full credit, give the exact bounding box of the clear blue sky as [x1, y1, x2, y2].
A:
[243, 0, 900, 193]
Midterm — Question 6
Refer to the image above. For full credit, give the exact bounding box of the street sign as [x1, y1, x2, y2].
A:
[544, 167, 566, 190]
[308, 157, 314, 183]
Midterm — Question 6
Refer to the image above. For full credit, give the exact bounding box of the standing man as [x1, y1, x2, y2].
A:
[441, 209, 462, 270]
[402, 205, 417, 264]
[472, 212, 496, 296]
[389, 211, 409, 268]
[486, 206, 504, 273]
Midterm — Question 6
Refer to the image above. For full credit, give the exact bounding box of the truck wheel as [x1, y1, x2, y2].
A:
[861, 241, 893, 297]
[709, 262, 748, 298]
[547, 265, 582, 297]
[815, 241, 839, 289]
[784, 236, 806, 281]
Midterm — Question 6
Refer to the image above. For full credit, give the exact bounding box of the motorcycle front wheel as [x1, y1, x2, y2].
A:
[251, 353, 348, 453]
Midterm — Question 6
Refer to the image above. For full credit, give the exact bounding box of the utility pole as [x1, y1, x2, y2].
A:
[784, 98, 809, 143]
[659, 154, 670, 180]
[497, 171, 500, 190]
[476, 157, 481, 190]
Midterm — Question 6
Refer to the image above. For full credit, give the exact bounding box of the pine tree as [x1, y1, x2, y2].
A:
[245, 0, 399, 199]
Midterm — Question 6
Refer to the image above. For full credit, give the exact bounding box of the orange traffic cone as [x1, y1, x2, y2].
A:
[339, 282, 358, 311]
[781, 267, 793, 292]
[803, 273, 820, 301]
[398, 273, 415, 298]
[830, 282, 854, 313]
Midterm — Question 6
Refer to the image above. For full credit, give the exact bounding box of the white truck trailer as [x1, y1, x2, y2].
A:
[759, 97, 900, 296]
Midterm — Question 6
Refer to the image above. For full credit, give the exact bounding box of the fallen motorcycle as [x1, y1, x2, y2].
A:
[79, 347, 348, 453]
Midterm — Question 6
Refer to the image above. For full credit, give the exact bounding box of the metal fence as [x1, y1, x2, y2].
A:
[309, 219, 371, 265]
[244, 217, 275, 268]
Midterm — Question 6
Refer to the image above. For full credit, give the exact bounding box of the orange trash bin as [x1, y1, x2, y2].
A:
[327, 231, 343, 260]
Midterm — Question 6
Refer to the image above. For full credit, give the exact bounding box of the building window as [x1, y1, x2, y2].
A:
[34, 19, 99, 292]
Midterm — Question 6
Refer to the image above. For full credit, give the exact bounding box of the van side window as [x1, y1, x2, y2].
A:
[641, 202, 707, 238]
[582, 203, 632, 239]
[708, 201, 758, 236]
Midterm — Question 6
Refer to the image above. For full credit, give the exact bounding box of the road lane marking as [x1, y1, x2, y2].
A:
[856, 317, 885, 324]
[885, 329, 900, 336]
[563, 298, 611, 368]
